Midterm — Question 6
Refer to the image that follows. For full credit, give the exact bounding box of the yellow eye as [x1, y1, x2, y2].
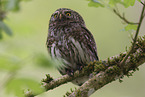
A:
[54, 14, 58, 18]
[65, 12, 71, 16]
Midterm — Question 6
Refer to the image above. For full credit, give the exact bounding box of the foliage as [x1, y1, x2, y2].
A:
[0, 0, 31, 39]
[34, 53, 53, 68]
[87, 0, 138, 8]
[0, 21, 12, 37]
[6, 78, 44, 97]
[125, 24, 137, 31]
[87, 0, 141, 32]
[0, 0, 44, 97]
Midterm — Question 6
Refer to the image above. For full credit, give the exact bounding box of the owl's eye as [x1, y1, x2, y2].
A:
[65, 12, 71, 16]
[54, 14, 58, 18]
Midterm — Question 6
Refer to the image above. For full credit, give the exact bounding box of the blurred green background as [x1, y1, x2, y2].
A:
[0, 0, 145, 97]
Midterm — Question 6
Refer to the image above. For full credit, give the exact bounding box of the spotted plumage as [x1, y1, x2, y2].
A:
[46, 8, 99, 85]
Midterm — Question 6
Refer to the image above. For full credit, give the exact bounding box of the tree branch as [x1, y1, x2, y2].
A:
[68, 36, 145, 97]
[25, 35, 145, 97]
[113, 9, 139, 25]
[25, 60, 109, 97]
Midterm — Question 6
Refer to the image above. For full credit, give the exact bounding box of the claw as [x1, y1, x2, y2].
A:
[66, 68, 74, 76]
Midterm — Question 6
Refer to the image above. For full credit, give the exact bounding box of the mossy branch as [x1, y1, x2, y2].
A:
[68, 36, 145, 97]
[25, 35, 145, 97]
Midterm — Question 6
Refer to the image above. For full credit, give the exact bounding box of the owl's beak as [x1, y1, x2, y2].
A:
[59, 14, 62, 19]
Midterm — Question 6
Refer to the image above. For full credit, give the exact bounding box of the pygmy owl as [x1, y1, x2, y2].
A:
[46, 8, 99, 86]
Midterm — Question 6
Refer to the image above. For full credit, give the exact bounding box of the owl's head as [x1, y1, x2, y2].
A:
[49, 8, 85, 27]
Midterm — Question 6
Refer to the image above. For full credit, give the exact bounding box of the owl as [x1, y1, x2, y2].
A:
[46, 8, 99, 86]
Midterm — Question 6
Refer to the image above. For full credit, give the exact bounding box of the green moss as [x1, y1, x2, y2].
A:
[94, 63, 106, 73]
[106, 65, 121, 75]
[76, 89, 82, 97]
[98, 81, 103, 86]
[65, 91, 71, 96]
[42, 74, 53, 83]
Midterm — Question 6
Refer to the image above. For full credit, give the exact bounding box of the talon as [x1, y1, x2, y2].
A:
[66, 68, 74, 76]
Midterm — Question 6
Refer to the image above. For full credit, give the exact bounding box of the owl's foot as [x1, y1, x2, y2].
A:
[65, 68, 74, 76]
[65, 64, 87, 76]
[77, 63, 87, 71]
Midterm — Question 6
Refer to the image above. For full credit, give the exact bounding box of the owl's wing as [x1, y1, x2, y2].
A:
[68, 26, 99, 67]
[81, 26, 99, 61]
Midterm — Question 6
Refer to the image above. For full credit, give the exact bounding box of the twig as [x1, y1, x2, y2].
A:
[113, 9, 139, 25]
[120, 1, 145, 67]
[141, 1, 145, 6]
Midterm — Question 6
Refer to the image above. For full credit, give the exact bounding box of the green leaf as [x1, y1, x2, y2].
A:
[5, 78, 44, 97]
[125, 24, 137, 31]
[137, 0, 141, 2]
[109, 0, 136, 7]
[88, 0, 104, 8]
[109, 0, 121, 5]
[23, 0, 32, 2]
[4, 0, 31, 12]
[6, 0, 20, 12]
[0, 21, 13, 36]
[34, 53, 53, 68]
[0, 30, 2, 39]
[123, 0, 136, 8]
[109, 0, 124, 7]
[0, 57, 20, 71]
